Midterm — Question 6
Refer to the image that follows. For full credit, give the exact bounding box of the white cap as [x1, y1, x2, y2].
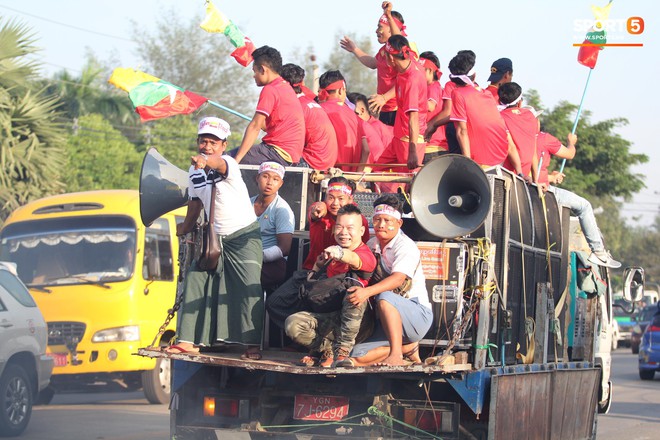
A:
[198, 117, 231, 140]
[258, 162, 285, 179]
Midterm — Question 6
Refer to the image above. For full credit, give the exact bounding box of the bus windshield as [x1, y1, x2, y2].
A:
[0, 216, 137, 287]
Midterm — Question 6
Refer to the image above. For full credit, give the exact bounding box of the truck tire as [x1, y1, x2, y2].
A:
[0, 364, 33, 437]
[639, 369, 655, 380]
[142, 357, 171, 404]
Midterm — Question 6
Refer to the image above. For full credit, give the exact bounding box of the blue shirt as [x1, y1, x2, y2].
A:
[250, 194, 295, 250]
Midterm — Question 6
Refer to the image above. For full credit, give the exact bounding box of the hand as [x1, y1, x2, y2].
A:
[340, 36, 357, 53]
[191, 154, 207, 170]
[313, 253, 329, 269]
[323, 245, 344, 261]
[407, 146, 420, 169]
[310, 201, 327, 220]
[550, 171, 565, 184]
[424, 124, 437, 142]
[382, 1, 393, 14]
[368, 94, 385, 114]
[539, 183, 549, 193]
[567, 133, 577, 147]
[346, 285, 370, 306]
[176, 222, 186, 236]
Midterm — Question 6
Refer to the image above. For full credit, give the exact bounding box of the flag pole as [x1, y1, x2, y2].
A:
[559, 67, 593, 174]
[208, 100, 251, 121]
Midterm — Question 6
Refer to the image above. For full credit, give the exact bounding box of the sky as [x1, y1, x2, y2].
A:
[0, 0, 658, 226]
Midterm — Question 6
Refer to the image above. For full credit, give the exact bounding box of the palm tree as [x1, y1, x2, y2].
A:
[0, 18, 66, 223]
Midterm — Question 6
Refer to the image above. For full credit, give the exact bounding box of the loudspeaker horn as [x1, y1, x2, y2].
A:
[410, 154, 492, 239]
[139, 147, 189, 226]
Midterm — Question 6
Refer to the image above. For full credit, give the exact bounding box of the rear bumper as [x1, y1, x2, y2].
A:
[36, 354, 54, 392]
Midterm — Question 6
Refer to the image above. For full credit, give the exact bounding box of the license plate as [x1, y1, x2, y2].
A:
[48, 353, 68, 367]
[293, 394, 349, 421]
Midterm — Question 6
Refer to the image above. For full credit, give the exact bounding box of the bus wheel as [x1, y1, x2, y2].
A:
[142, 357, 171, 404]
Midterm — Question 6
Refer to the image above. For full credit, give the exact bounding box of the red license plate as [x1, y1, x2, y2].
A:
[293, 394, 349, 421]
[48, 353, 68, 367]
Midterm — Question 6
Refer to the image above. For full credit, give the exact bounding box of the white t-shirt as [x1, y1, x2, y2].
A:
[367, 230, 431, 309]
[188, 155, 256, 236]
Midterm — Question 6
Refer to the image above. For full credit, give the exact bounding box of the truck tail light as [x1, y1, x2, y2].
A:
[203, 396, 239, 418]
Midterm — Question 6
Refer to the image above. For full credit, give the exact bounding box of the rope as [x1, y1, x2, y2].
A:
[368, 406, 444, 439]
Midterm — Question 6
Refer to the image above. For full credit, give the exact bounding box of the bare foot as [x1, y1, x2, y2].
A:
[163, 342, 199, 354]
[374, 355, 407, 366]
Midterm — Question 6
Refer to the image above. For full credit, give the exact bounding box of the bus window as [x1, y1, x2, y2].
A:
[143, 218, 174, 281]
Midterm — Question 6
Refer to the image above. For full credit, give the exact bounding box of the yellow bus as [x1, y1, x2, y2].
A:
[0, 190, 184, 404]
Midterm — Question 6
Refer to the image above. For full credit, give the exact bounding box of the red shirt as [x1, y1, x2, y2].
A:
[393, 59, 428, 140]
[501, 107, 539, 177]
[363, 118, 386, 162]
[536, 132, 563, 185]
[427, 81, 442, 118]
[450, 85, 509, 166]
[327, 242, 377, 286]
[367, 116, 393, 150]
[426, 81, 448, 149]
[257, 77, 305, 162]
[485, 85, 499, 102]
[442, 81, 457, 101]
[303, 212, 370, 270]
[375, 46, 398, 112]
[298, 94, 338, 170]
[320, 98, 364, 171]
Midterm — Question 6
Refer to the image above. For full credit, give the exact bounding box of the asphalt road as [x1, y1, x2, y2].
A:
[19, 349, 659, 439]
[597, 349, 660, 440]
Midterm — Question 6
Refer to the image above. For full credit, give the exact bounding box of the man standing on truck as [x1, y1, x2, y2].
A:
[169, 117, 264, 359]
[234, 46, 305, 166]
[337, 194, 433, 367]
[484, 57, 513, 101]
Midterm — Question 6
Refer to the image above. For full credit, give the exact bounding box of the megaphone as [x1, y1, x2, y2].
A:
[139, 147, 189, 226]
[410, 154, 491, 239]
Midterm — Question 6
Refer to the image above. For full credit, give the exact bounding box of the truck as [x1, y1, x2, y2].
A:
[0, 190, 186, 404]
[138, 153, 641, 439]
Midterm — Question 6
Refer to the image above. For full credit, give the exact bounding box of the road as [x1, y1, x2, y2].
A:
[20, 350, 659, 439]
[597, 349, 660, 440]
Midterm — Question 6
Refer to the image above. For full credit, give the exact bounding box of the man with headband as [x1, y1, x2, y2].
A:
[485, 58, 513, 101]
[340, 1, 407, 126]
[234, 46, 304, 166]
[374, 34, 427, 182]
[498, 82, 539, 180]
[418, 51, 448, 163]
[266, 176, 370, 330]
[335, 194, 433, 367]
[251, 162, 295, 292]
[448, 51, 523, 173]
[318, 70, 369, 172]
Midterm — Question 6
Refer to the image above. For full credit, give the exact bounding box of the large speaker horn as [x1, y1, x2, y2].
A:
[139, 147, 189, 226]
[410, 154, 492, 239]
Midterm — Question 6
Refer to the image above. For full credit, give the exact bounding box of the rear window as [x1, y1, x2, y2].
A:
[0, 270, 36, 307]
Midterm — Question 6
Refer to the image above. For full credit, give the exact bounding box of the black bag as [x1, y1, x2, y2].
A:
[198, 183, 221, 271]
[368, 254, 414, 297]
[299, 265, 372, 313]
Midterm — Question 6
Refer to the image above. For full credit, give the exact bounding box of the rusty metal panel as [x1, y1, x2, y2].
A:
[489, 368, 598, 440]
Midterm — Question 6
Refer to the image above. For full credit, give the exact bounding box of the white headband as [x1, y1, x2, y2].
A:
[373, 204, 402, 220]
[497, 93, 523, 112]
[448, 67, 475, 86]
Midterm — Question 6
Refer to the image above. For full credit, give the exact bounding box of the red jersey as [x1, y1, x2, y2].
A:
[303, 212, 370, 270]
[425, 81, 448, 150]
[363, 117, 386, 163]
[375, 45, 398, 112]
[297, 94, 338, 170]
[327, 242, 377, 285]
[536, 132, 563, 185]
[367, 116, 393, 150]
[442, 81, 457, 100]
[501, 107, 539, 177]
[393, 59, 428, 140]
[485, 85, 499, 102]
[427, 81, 442, 118]
[450, 85, 509, 166]
[256, 77, 305, 163]
[320, 98, 363, 170]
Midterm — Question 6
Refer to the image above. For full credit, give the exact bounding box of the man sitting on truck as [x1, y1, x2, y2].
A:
[285, 204, 377, 367]
[265, 176, 369, 329]
[336, 194, 433, 367]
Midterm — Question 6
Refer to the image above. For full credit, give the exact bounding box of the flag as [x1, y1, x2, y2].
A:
[201, 1, 255, 66]
[577, 1, 613, 69]
[109, 68, 208, 122]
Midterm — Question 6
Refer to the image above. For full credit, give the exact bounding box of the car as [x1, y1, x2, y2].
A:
[631, 304, 659, 354]
[614, 298, 636, 347]
[0, 262, 53, 437]
[638, 310, 660, 380]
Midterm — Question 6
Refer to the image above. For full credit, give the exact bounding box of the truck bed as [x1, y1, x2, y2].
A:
[137, 347, 471, 375]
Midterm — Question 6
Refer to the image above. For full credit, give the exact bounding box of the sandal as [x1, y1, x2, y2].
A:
[296, 355, 318, 367]
[240, 348, 262, 360]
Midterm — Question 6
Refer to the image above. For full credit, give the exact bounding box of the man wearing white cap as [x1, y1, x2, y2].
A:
[251, 162, 295, 292]
[170, 117, 263, 360]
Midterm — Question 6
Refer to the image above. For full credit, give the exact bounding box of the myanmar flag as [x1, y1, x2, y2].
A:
[109, 68, 208, 122]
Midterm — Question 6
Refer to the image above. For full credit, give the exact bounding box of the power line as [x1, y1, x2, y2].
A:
[0, 4, 134, 42]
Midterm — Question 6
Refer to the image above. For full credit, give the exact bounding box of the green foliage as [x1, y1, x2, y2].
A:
[143, 116, 198, 170]
[324, 31, 377, 96]
[64, 114, 141, 191]
[0, 18, 66, 223]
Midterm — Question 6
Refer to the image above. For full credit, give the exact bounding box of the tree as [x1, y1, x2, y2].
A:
[64, 114, 142, 192]
[324, 32, 377, 96]
[0, 18, 66, 223]
[131, 10, 256, 132]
